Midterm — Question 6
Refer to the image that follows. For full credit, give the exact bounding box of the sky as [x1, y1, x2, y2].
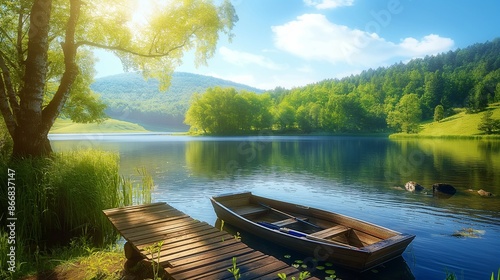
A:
[94, 0, 500, 90]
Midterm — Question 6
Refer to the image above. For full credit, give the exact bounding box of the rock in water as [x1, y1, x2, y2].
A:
[405, 181, 424, 192]
[477, 189, 493, 197]
[432, 183, 457, 196]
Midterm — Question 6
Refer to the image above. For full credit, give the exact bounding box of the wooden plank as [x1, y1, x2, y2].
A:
[215, 256, 289, 280]
[309, 225, 350, 239]
[135, 224, 218, 249]
[192, 253, 268, 280]
[108, 208, 184, 225]
[113, 215, 192, 234]
[134, 223, 212, 247]
[110, 215, 188, 232]
[105, 205, 177, 221]
[167, 247, 265, 278]
[120, 216, 198, 237]
[169, 251, 267, 279]
[139, 230, 228, 255]
[272, 217, 307, 227]
[108, 209, 184, 226]
[159, 239, 247, 266]
[155, 235, 243, 262]
[167, 246, 254, 268]
[103, 202, 167, 216]
[132, 222, 212, 247]
[231, 204, 268, 216]
[119, 215, 193, 237]
[119, 217, 200, 235]
[272, 266, 305, 279]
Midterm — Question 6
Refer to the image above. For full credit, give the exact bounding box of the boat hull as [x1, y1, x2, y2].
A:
[210, 192, 415, 271]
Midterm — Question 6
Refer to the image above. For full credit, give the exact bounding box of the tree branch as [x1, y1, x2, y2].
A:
[76, 40, 187, 58]
[0, 50, 20, 74]
[0, 54, 17, 138]
[0, 27, 16, 48]
[17, 9, 26, 66]
[41, 0, 81, 133]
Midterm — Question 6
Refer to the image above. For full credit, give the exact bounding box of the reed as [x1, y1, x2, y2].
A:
[0, 149, 154, 278]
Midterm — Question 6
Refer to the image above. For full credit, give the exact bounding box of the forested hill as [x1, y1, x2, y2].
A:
[184, 38, 500, 135]
[91, 72, 263, 131]
[263, 38, 500, 134]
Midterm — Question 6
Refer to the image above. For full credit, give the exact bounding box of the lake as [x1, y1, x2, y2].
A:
[50, 134, 500, 279]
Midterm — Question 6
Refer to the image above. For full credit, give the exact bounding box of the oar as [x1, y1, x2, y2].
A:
[258, 202, 323, 229]
[258, 222, 358, 249]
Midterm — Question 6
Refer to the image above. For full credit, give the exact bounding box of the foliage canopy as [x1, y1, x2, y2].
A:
[0, 0, 237, 157]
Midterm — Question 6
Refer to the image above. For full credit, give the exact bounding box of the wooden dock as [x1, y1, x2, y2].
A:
[103, 202, 320, 279]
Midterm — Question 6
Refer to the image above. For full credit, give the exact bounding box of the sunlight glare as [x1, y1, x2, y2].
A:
[127, 0, 156, 29]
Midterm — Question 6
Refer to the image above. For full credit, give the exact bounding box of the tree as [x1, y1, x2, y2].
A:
[0, 0, 237, 157]
[240, 92, 273, 130]
[185, 87, 270, 134]
[421, 71, 443, 118]
[477, 110, 500, 134]
[434, 105, 445, 122]
[387, 93, 422, 133]
[323, 94, 366, 132]
[274, 102, 296, 130]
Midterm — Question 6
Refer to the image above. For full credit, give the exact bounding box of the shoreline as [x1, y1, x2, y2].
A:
[389, 133, 500, 140]
[48, 130, 500, 140]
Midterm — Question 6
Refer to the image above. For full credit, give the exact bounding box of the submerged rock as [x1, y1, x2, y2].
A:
[432, 183, 456, 195]
[452, 228, 485, 238]
[477, 189, 494, 197]
[405, 181, 424, 192]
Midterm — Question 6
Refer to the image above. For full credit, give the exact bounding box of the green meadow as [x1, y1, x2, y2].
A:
[391, 103, 500, 139]
[50, 118, 149, 133]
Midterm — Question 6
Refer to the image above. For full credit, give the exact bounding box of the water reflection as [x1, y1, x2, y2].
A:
[181, 137, 500, 212]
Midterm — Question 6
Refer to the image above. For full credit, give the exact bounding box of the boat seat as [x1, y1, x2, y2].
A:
[309, 225, 351, 239]
[231, 205, 269, 217]
[272, 217, 307, 227]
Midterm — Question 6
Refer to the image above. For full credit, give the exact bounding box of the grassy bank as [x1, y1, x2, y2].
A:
[391, 104, 500, 139]
[0, 148, 154, 279]
[50, 118, 149, 133]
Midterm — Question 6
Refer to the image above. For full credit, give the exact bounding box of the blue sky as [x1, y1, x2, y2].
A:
[94, 0, 500, 90]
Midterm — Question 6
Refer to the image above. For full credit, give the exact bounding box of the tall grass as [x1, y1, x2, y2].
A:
[0, 149, 154, 278]
[0, 151, 123, 248]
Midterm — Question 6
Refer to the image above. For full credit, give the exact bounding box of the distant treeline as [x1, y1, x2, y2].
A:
[186, 39, 500, 134]
[91, 72, 264, 130]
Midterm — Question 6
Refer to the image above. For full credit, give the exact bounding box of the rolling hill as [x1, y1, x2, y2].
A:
[91, 72, 264, 131]
[390, 103, 500, 138]
[50, 118, 149, 134]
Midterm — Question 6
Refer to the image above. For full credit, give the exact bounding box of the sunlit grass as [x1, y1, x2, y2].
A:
[50, 118, 149, 133]
[2, 236, 126, 280]
[391, 104, 500, 138]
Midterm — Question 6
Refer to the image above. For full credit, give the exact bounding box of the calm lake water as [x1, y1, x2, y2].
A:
[50, 134, 500, 280]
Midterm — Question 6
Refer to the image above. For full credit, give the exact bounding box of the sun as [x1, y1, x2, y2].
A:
[126, 0, 156, 29]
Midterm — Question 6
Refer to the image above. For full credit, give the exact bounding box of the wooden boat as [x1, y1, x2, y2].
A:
[210, 192, 415, 271]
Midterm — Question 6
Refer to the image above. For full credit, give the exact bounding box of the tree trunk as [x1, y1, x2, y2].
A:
[10, 0, 53, 158]
[9, 0, 82, 159]
[12, 126, 52, 158]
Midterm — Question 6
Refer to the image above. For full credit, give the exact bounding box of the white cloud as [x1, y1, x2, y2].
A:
[304, 0, 354, 9]
[399, 34, 455, 56]
[272, 14, 454, 67]
[219, 46, 283, 70]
